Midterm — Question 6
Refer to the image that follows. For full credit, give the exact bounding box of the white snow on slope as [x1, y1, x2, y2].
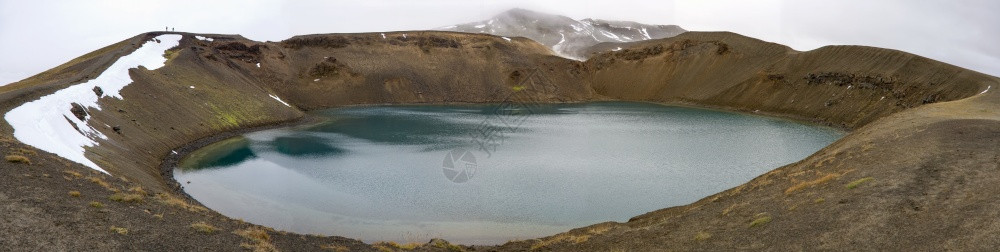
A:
[269, 94, 291, 107]
[195, 36, 214, 42]
[4, 34, 182, 173]
[599, 30, 625, 42]
[437, 9, 685, 60]
[552, 33, 567, 53]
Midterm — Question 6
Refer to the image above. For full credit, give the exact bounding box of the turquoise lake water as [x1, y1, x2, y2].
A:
[174, 102, 843, 244]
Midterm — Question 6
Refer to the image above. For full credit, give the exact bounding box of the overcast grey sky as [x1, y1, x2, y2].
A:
[1, 0, 997, 85]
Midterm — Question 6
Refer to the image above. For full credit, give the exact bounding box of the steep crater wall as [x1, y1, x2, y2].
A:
[2, 31, 598, 191]
[586, 32, 994, 129]
[1, 30, 998, 250]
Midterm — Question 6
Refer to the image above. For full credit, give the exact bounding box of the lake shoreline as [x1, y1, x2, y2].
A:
[171, 102, 844, 244]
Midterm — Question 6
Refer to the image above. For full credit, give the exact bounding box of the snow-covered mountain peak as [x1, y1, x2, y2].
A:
[438, 8, 686, 60]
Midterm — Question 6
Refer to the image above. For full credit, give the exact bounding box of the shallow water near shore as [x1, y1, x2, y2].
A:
[174, 101, 843, 245]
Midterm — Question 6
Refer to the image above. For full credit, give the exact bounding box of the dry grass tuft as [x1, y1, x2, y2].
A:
[86, 176, 117, 191]
[68, 191, 81, 197]
[5, 154, 31, 164]
[235, 227, 277, 252]
[13, 148, 37, 156]
[128, 186, 148, 196]
[430, 239, 464, 251]
[588, 224, 613, 235]
[694, 231, 712, 241]
[156, 193, 208, 212]
[89, 201, 103, 208]
[814, 155, 837, 167]
[190, 221, 218, 234]
[319, 244, 350, 252]
[722, 201, 749, 216]
[749, 214, 773, 228]
[110, 226, 128, 235]
[846, 177, 875, 189]
[64, 170, 83, 178]
[374, 245, 393, 252]
[109, 192, 144, 203]
[374, 241, 422, 251]
[529, 230, 602, 250]
[785, 173, 840, 195]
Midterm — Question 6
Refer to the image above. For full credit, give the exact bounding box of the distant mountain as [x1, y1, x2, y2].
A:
[437, 8, 686, 60]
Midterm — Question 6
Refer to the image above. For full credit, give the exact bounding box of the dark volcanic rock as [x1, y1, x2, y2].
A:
[69, 102, 87, 120]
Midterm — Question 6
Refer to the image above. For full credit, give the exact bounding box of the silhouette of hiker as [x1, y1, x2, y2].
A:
[172, 27, 175, 32]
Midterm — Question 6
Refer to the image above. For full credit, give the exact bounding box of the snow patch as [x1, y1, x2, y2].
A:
[269, 94, 291, 107]
[981, 85, 991, 94]
[381, 33, 386, 39]
[587, 30, 602, 42]
[502, 37, 512, 42]
[612, 47, 622, 51]
[3, 34, 182, 173]
[474, 24, 486, 28]
[600, 30, 626, 42]
[402, 33, 407, 39]
[256, 63, 261, 68]
[195, 36, 214, 42]
[189, 86, 195, 89]
[552, 33, 567, 53]
[314, 79, 320, 82]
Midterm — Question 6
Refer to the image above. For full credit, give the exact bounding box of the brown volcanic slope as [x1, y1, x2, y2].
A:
[1, 30, 998, 251]
[498, 32, 1000, 251]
